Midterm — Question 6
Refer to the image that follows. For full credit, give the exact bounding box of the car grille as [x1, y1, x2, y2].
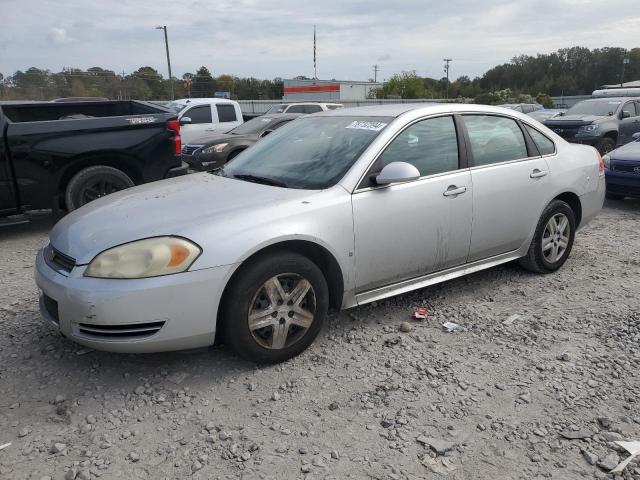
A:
[77, 321, 166, 339]
[549, 126, 580, 138]
[613, 164, 640, 174]
[42, 294, 59, 324]
[44, 245, 76, 274]
[181, 145, 202, 156]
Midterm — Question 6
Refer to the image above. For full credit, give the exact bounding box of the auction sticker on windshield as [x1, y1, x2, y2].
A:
[346, 121, 387, 131]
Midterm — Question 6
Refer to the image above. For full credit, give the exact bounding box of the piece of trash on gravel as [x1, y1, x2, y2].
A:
[442, 322, 466, 333]
[502, 314, 521, 325]
[76, 348, 94, 355]
[610, 440, 640, 473]
[0, 442, 11, 451]
[412, 307, 430, 320]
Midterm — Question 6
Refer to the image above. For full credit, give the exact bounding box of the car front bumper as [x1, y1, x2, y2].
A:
[35, 248, 235, 353]
[182, 152, 227, 172]
[605, 170, 640, 198]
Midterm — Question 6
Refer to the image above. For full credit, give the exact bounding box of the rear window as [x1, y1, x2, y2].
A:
[217, 104, 237, 122]
[524, 125, 556, 156]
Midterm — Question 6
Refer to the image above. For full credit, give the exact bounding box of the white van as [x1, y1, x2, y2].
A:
[166, 98, 243, 144]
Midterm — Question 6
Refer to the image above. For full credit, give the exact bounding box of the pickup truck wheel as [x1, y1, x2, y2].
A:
[221, 252, 328, 364]
[595, 137, 616, 155]
[65, 165, 134, 211]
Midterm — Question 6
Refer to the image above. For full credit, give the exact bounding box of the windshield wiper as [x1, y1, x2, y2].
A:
[233, 174, 288, 188]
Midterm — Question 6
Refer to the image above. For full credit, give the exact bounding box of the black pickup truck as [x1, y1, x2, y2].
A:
[0, 100, 186, 225]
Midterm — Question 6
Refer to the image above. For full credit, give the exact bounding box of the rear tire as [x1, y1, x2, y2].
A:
[595, 137, 616, 155]
[65, 165, 134, 211]
[519, 200, 576, 274]
[221, 252, 328, 364]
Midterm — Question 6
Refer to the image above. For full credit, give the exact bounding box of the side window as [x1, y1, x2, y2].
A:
[524, 125, 556, 155]
[185, 105, 212, 124]
[287, 105, 306, 114]
[216, 104, 237, 122]
[303, 105, 323, 114]
[622, 102, 637, 117]
[376, 116, 459, 177]
[463, 115, 528, 166]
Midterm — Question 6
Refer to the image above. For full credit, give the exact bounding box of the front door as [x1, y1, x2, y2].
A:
[462, 114, 551, 261]
[352, 115, 473, 292]
[619, 101, 640, 145]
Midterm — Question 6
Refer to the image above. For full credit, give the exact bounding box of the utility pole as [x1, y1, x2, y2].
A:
[443, 58, 452, 100]
[373, 64, 380, 83]
[313, 25, 317, 79]
[621, 51, 630, 87]
[155, 26, 174, 100]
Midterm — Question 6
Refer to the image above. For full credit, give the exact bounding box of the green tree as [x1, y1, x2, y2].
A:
[191, 66, 216, 98]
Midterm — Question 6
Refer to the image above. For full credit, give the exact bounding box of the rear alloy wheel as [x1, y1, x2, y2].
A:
[65, 165, 134, 211]
[519, 199, 576, 273]
[221, 252, 328, 363]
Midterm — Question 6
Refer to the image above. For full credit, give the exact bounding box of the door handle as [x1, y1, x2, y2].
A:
[530, 169, 548, 179]
[443, 185, 467, 197]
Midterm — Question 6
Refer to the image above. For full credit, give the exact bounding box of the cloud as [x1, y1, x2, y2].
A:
[377, 55, 392, 62]
[47, 27, 70, 45]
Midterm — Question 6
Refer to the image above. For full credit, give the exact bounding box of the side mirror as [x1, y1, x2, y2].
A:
[179, 116, 192, 125]
[259, 129, 274, 138]
[375, 162, 420, 186]
[632, 132, 640, 141]
[621, 111, 631, 119]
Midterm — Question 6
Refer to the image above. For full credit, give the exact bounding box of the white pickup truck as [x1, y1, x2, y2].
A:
[167, 98, 243, 144]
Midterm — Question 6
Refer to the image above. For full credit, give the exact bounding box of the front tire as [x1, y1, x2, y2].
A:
[221, 252, 328, 364]
[65, 165, 134, 211]
[595, 137, 616, 155]
[519, 200, 576, 274]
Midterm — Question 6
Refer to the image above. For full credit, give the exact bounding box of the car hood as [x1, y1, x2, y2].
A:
[188, 133, 235, 146]
[49, 173, 315, 265]
[544, 114, 606, 125]
[610, 141, 640, 161]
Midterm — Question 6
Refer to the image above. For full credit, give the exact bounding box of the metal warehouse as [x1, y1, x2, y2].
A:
[282, 79, 382, 101]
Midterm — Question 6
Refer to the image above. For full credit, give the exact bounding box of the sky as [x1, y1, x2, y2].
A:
[1, 0, 640, 82]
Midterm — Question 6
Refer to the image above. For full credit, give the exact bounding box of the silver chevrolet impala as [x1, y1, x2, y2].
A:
[35, 104, 605, 363]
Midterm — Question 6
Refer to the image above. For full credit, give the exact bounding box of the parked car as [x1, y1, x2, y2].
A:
[528, 109, 566, 122]
[498, 103, 543, 114]
[603, 132, 640, 199]
[182, 113, 302, 171]
[0, 100, 185, 226]
[544, 97, 640, 154]
[166, 98, 243, 144]
[35, 104, 604, 363]
[264, 102, 343, 115]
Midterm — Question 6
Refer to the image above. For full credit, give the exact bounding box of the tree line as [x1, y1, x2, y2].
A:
[1, 46, 638, 103]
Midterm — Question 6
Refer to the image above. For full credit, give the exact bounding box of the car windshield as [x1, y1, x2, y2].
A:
[166, 101, 186, 114]
[266, 104, 287, 114]
[220, 116, 392, 189]
[566, 101, 621, 116]
[229, 117, 274, 135]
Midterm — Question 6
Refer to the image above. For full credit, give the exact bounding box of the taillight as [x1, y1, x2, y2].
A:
[596, 150, 605, 176]
[167, 119, 181, 155]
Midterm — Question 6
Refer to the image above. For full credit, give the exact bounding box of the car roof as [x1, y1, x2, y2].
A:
[314, 103, 532, 118]
[578, 97, 635, 102]
[172, 98, 236, 105]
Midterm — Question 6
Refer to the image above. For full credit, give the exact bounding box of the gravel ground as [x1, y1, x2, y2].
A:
[0, 199, 639, 480]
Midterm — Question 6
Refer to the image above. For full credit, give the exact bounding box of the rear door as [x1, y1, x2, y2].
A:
[179, 104, 214, 144]
[214, 104, 241, 133]
[0, 114, 19, 214]
[619, 101, 640, 145]
[463, 114, 551, 262]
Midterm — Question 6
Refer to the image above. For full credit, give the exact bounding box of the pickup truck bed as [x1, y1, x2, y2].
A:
[0, 100, 186, 220]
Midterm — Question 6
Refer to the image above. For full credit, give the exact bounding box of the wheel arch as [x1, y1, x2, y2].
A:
[216, 239, 346, 335]
[601, 131, 618, 142]
[553, 191, 582, 227]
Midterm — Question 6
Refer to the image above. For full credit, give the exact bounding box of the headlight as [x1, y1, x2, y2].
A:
[84, 237, 201, 279]
[577, 124, 599, 135]
[201, 143, 229, 154]
[603, 154, 611, 169]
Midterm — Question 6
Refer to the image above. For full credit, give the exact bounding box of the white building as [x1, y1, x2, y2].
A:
[283, 79, 382, 102]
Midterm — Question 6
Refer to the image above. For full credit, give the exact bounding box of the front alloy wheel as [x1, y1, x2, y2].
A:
[248, 274, 316, 350]
[221, 252, 328, 363]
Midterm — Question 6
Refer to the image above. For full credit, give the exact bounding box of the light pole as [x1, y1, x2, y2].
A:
[155, 26, 174, 100]
[443, 58, 452, 100]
